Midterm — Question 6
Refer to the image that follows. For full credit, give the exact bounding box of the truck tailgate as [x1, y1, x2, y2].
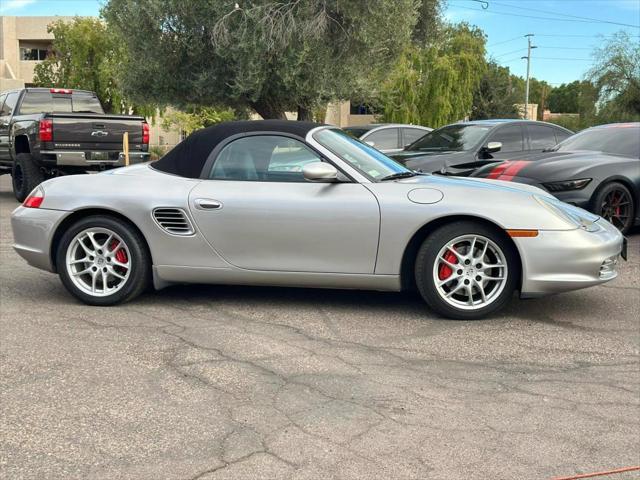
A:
[50, 113, 146, 150]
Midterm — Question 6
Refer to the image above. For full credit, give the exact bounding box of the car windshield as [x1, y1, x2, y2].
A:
[313, 128, 411, 181]
[405, 124, 492, 152]
[553, 125, 640, 158]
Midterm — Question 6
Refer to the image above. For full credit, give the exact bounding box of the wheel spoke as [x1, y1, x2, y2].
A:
[445, 281, 465, 298]
[72, 267, 92, 276]
[439, 257, 458, 269]
[446, 245, 464, 262]
[101, 271, 108, 292]
[476, 281, 487, 303]
[70, 257, 90, 265]
[86, 232, 102, 251]
[77, 238, 95, 256]
[107, 267, 126, 280]
[112, 258, 130, 269]
[465, 285, 474, 305]
[91, 271, 98, 292]
[102, 234, 114, 249]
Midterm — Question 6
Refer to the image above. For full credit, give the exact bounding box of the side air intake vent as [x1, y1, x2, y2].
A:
[152, 208, 194, 236]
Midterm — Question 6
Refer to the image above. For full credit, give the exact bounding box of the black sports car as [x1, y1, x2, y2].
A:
[390, 119, 572, 175]
[471, 123, 640, 233]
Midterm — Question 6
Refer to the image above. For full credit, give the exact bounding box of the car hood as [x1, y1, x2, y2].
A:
[391, 151, 477, 173]
[471, 151, 635, 182]
[398, 173, 550, 196]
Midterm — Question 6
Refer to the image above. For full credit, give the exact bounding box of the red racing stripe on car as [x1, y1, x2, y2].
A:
[487, 161, 512, 179]
[497, 160, 529, 181]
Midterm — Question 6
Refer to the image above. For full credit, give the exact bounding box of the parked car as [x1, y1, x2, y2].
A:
[11, 120, 625, 320]
[471, 123, 640, 234]
[343, 123, 432, 154]
[390, 119, 573, 175]
[0, 87, 150, 201]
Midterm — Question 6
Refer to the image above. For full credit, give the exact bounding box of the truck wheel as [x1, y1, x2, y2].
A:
[12, 153, 44, 202]
[415, 221, 520, 320]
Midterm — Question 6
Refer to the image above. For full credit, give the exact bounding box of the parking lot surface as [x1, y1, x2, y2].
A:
[1, 176, 639, 479]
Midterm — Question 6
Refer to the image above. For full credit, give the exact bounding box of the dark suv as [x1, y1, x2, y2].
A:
[390, 119, 572, 175]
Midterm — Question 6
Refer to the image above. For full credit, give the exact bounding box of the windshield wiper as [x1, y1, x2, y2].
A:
[379, 172, 417, 181]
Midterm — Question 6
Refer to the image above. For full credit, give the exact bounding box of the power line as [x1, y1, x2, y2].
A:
[488, 36, 523, 47]
[488, 0, 640, 28]
[535, 46, 594, 50]
[493, 47, 526, 58]
[534, 33, 640, 37]
[451, 4, 640, 27]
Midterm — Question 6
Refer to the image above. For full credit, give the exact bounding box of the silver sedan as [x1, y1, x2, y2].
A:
[10, 120, 625, 319]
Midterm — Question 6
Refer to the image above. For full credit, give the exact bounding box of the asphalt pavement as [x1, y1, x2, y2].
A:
[0, 175, 638, 479]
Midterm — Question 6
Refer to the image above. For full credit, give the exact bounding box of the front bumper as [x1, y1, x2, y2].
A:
[516, 218, 624, 298]
[11, 206, 70, 272]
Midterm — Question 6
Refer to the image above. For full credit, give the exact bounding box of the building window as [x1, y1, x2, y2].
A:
[20, 48, 50, 61]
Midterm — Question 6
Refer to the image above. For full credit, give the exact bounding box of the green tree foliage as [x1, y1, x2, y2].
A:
[470, 61, 520, 120]
[33, 18, 152, 115]
[103, 0, 427, 120]
[588, 31, 640, 121]
[161, 106, 238, 137]
[380, 23, 486, 128]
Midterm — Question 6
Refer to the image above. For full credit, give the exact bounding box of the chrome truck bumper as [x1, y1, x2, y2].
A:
[516, 218, 625, 298]
[41, 150, 150, 167]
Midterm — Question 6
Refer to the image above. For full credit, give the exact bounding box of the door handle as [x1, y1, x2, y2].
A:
[194, 198, 223, 210]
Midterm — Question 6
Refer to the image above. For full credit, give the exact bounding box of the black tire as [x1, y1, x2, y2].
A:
[56, 215, 151, 306]
[592, 182, 635, 235]
[12, 153, 44, 202]
[415, 221, 519, 320]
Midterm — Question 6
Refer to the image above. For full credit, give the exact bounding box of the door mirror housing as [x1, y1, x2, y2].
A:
[303, 162, 340, 183]
[483, 141, 502, 153]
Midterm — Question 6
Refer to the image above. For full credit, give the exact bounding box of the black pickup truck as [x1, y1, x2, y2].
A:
[0, 87, 150, 201]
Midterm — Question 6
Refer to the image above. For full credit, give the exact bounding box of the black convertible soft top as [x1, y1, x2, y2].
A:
[153, 120, 324, 178]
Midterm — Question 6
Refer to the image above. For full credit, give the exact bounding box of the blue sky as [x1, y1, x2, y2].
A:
[2, 0, 639, 85]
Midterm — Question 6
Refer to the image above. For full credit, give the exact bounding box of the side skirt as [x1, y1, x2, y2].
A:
[153, 265, 402, 292]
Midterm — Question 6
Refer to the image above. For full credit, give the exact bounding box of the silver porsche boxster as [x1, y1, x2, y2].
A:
[11, 120, 626, 319]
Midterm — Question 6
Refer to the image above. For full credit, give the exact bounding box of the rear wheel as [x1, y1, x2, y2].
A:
[12, 153, 44, 202]
[415, 221, 519, 320]
[592, 182, 635, 234]
[56, 216, 151, 306]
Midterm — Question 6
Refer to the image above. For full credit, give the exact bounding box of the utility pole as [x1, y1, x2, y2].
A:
[521, 34, 537, 119]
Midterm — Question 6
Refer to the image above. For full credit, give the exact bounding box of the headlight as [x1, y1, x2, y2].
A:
[542, 178, 592, 192]
[534, 195, 600, 231]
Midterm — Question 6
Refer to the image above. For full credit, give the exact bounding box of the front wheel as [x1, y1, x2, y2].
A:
[56, 216, 151, 306]
[592, 182, 635, 234]
[415, 222, 519, 320]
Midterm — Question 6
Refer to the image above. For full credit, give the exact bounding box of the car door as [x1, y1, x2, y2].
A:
[483, 124, 525, 160]
[188, 134, 380, 274]
[363, 128, 400, 153]
[0, 92, 19, 162]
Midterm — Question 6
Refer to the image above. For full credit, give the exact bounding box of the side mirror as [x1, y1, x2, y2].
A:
[483, 141, 502, 153]
[303, 162, 340, 183]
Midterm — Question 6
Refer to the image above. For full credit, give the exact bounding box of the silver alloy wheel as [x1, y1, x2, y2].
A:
[65, 227, 131, 297]
[433, 234, 508, 311]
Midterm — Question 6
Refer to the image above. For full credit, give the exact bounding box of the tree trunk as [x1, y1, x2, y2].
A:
[297, 105, 313, 121]
[250, 99, 287, 120]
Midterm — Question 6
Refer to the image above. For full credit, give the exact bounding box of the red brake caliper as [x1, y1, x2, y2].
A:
[109, 239, 128, 264]
[438, 250, 458, 281]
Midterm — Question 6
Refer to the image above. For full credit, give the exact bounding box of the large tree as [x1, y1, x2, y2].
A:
[33, 18, 151, 115]
[379, 23, 486, 128]
[588, 31, 640, 121]
[470, 61, 520, 120]
[103, 0, 429, 120]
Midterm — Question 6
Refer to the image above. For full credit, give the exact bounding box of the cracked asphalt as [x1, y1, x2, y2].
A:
[0, 176, 639, 480]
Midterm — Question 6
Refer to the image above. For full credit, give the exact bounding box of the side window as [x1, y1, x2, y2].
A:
[489, 125, 524, 153]
[0, 94, 6, 115]
[554, 129, 571, 144]
[209, 135, 322, 182]
[1, 92, 19, 116]
[528, 125, 560, 150]
[365, 128, 399, 150]
[1, 92, 20, 116]
[402, 128, 428, 147]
